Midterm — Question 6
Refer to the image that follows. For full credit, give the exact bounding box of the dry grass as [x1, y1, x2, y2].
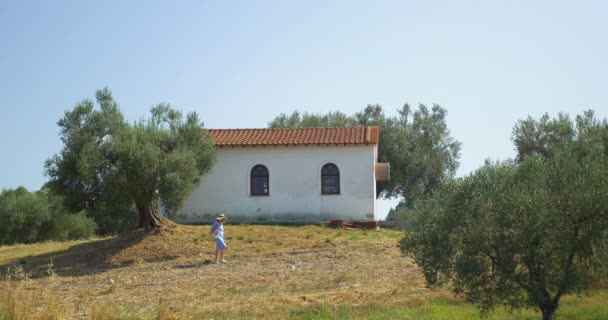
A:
[0, 223, 606, 319]
[0, 223, 424, 319]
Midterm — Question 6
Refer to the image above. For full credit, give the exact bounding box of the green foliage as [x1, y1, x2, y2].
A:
[45, 88, 216, 230]
[85, 203, 136, 236]
[382, 104, 461, 202]
[287, 293, 608, 320]
[268, 110, 358, 128]
[401, 111, 608, 319]
[46, 211, 98, 241]
[386, 201, 416, 221]
[268, 104, 461, 202]
[0, 187, 96, 244]
[0, 187, 51, 244]
[512, 110, 608, 161]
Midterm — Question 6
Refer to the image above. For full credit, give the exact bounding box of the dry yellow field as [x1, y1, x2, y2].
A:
[1, 223, 607, 320]
[0, 223, 442, 319]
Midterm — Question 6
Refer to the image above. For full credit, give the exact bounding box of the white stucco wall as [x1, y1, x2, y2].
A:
[172, 144, 377, 223]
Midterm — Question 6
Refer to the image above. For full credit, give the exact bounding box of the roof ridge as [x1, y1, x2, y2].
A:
[206, 126, 371, 130]
[205, 126, 379, 146]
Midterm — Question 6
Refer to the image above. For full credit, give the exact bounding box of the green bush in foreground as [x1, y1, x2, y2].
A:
[402, 111, 608, 320]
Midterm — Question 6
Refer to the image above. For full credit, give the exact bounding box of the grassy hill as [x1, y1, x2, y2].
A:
[0, 223, 606, 320]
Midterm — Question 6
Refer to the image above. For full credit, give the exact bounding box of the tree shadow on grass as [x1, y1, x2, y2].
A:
[0, 228, 176, 278]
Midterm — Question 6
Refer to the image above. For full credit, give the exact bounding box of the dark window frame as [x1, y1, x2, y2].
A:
[250, 164, 270, 196]
[321, 163, 340, 195]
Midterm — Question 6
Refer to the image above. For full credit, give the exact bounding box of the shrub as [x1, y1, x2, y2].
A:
[0, 187, 51, 244]
[0, 187, 97, 244]
[47, 212, 97, 241]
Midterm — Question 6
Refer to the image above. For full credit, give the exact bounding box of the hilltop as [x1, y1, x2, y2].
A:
[0, 224, 606, 319]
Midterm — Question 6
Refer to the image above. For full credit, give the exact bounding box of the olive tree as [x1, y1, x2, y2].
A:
[45, 88, 215, 230]
[401, 111, 608, 320]
[513, 110, 608, 161]
[268, 104, 461, 202]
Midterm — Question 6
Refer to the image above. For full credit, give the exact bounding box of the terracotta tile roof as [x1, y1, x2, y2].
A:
[206, 126, 379, 146]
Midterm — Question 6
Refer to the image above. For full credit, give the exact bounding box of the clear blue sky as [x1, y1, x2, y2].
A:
[1, 1, 607, 219]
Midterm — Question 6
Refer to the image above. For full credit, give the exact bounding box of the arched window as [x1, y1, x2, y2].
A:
[321, 163, 340, 195]
[251, 165, 269, 196]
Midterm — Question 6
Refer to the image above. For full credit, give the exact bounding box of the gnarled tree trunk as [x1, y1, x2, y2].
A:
[137, 198, 162, 230]
[540, 303, 557, 320]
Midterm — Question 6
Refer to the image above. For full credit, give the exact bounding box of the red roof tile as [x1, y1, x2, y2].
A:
[206, 126, 379, 146]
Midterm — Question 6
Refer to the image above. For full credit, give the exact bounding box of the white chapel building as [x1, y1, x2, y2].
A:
[172, 126, 389, 224]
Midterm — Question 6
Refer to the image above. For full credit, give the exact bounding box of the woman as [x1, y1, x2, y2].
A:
[210, 213, 228, 264]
